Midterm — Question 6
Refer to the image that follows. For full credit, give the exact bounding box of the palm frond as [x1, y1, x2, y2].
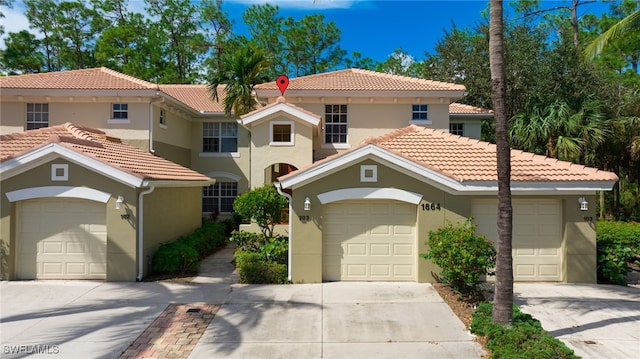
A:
[584, 10, 640, 60]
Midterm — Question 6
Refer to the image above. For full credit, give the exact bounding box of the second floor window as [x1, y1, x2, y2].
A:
[159, 109, 166, 126]
[450, 123, 464, 136]
[412, 104, 428, 121]
[26, 103, 49, 130]
[325, 104, 347, 144]
[112, 103, 128, 119]
[203, 122, 238, 152]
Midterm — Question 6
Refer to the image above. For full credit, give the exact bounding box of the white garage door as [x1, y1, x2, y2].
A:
[323, 201, 416, 281]
[17, 198, 107, 280]
[472, 199, 563, 281]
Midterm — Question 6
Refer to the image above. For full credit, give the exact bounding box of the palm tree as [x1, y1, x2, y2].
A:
[489, 0, 514, 326]
[584, 8, 640, 60]
[208, 44, 272, 117]
[510, 100, 608, 163]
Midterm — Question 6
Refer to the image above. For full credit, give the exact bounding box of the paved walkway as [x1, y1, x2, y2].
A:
[116, 243, 237, 359]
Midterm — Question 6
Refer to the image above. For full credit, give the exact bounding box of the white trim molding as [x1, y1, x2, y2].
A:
[5, 186, 111, 203]
[51, 164, 69, 181]
[360, 165, 377, 182]
[241, 102, 320, 127]
[318, 188, 423, 205]
[205, 171, 241, 182]
[0, 143, 144, 187]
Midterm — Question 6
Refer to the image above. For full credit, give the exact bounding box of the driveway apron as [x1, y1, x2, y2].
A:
[189, 282, 485, 359]
[514, 283, 640, 359]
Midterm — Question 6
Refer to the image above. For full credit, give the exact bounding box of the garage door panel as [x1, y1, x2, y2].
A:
[347, 243, 367, 256]
[370, 244, 390, 256]
[323, 201, 416, 281]
[17, 198, 107, 280]
[472, 199, 563, 282]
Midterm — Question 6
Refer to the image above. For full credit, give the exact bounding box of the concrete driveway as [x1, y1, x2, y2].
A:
[189, 282, 485, 358]
[1, 280, 484, 359]
[514, 283, 640, 359]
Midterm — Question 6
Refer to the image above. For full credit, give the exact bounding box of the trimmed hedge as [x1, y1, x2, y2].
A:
[471, 303, 579, 359]
[234, 250, 288, 284]
[597, 221, 640, 285]
[152, 222, 228, 275]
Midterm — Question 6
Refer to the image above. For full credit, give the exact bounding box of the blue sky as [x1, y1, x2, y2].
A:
[1, 0, 613, 62]
[222, 0, 612, 63]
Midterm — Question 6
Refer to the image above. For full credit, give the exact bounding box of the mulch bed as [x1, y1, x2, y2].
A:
[432, 283, 491, 358]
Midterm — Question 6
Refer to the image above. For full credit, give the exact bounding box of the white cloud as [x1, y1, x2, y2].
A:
[0, 1, 39, 49]
[225, 0, 364, 10]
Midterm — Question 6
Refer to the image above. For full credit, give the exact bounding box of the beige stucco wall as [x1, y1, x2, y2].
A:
[285, 159, 599, 284]
[141, 187, 203, 279]
[190, 120, 251, 193]
[287, 159, 470, 284]
[279, 102, 449, 161]
[0, 158, 138, 281]
[248, 116, 314, 187]
[562, 194, 597, 283]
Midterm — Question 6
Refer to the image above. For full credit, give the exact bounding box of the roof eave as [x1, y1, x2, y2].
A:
[1, 143, 144, 187]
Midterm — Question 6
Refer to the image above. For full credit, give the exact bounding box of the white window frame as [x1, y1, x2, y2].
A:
[270, 120, 294, 146]
[410, 104, 432, 125]
[159, 109, 167, 128]
[360, 165, 378, 182]
[108, 103, 130, 124]
[200, 122, 240, 157]
[202, 182, 238, 214]
[323, 104, 349, 149]
[450, 122, 464, 136]
[26, 103, 49, 130]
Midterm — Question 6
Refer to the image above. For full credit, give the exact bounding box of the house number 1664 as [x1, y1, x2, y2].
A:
[421, 203, 441, 211]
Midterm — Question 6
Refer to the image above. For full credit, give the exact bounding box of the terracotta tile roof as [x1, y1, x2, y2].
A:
[282, 125, 617, 184]
[363, 125, 617, 182]
[449, 103, 493, 115]
[0, 67, 158, 90]
[159, 84, 226, 113]
[0, 123, 210, 182]
[255, 69, 466, 92]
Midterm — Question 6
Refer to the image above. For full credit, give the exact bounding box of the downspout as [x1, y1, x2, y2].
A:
[148, 95, 164, 154]
[136, 184, 156, 281]
[275, 182, 293, 281]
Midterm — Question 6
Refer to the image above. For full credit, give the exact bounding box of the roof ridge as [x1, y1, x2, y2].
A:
[353, 68, 463, 88]
[62, 122, 107, 142]
[98, 67, 158, 89]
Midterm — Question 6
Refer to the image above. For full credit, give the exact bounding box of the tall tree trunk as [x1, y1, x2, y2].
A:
[490, 0, 514, 325]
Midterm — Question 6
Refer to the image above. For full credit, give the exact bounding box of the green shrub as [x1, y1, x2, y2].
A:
[421, 218, 496, 294]
[261, 235, 288, 264]
[471, 303, 579, 359]
[234, 250, 288, 284]
[152, 241, 200, 274]
[233, 184, 289, 238]
[597, 221, 640, 285]
[151, 222, 228, 275]
[230, 230, 266, 252]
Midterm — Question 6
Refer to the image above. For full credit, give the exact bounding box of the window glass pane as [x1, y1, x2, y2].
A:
[273, 124, 291, 142]
[220, 138, 237, 152]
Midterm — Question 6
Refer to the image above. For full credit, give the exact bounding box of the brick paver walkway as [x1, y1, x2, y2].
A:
[118, 303, 219, 359]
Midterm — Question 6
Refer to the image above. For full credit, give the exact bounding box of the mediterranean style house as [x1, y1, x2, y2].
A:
[0, 67, 617, 283]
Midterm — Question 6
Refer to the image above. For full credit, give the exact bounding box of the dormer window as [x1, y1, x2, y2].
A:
[270, 121, 294, 146]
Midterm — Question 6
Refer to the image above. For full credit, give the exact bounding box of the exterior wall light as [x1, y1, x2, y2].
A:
[578, 197, 588, 211]
[304, 197, 311, 211]
[116, 195, 125, 210]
